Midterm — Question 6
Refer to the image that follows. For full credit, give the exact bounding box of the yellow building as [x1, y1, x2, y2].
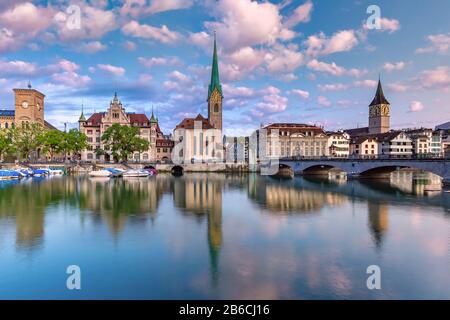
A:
[0, 83, 56, 130]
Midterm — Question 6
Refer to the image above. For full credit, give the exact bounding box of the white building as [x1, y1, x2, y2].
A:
[327, 131, 350, 158]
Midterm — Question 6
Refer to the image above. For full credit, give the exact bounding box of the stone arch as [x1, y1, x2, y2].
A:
[302, 163, 345, 176]
[171, 165, 184, 176]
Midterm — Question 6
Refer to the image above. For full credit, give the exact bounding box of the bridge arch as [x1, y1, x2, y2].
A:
[302, 163, 346, 176]
[171, 165, 184, 176]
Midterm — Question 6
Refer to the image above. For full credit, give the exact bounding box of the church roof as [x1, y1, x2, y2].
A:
[369, 79, 390, 106]
[175, 114, 214, 130]
[207, 32, 223, 100]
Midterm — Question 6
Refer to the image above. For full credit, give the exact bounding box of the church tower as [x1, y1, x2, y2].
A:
[207, 32, 223, 131]
[13, 82, 45, 127]
[369, 78, 390, 134]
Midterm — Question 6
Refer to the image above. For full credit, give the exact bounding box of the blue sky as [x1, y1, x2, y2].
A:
[0, 0, 449, 136]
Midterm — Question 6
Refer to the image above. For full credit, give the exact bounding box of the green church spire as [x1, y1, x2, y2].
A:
[78, 103, 86, 122]
[150, 105, 158, 124]
[208, 31, 223, 100]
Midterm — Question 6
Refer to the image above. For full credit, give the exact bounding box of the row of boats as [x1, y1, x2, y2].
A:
[0, 168, 64, 180]
[89, 167, 157, 178]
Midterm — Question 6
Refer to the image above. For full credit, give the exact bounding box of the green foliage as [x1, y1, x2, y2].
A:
[41, 129, 65, 159]
[10, 123, 45, 162]
[101, 124, 150, 162]
[0, 129, 13, 159]
[64, 129, 88, 155]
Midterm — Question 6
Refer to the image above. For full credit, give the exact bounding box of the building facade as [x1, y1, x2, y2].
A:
[0, 84, 56, 130]
[258, 123, 329, 159]
[327, 131, 350, 158]
[79, 93, 172, 162]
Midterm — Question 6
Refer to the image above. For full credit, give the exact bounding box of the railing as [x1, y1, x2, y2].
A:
[279, 155, 448, 161]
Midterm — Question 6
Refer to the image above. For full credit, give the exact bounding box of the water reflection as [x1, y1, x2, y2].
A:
[0, 172, 448, 299]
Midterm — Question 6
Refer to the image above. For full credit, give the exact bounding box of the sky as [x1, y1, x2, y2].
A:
[0, 0, 450, 136]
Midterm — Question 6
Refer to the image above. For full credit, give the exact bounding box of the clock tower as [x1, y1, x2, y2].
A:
[368, 78, 390, 134]
[207, 32, 223, 131]
[13, 83, 45, 127]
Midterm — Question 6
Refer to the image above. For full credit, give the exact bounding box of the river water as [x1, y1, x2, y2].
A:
[0, 173, 449, 299]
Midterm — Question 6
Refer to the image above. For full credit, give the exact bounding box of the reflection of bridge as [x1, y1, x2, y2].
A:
[278, 159, 450, 184]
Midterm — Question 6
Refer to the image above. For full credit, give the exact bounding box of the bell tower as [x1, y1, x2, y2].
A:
[13, 82, 45, 127]
[369, 77, 390, 134]
[207, 32, 223, 131]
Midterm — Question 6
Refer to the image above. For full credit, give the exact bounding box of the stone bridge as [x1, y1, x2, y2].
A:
[277, 158, 450, 184]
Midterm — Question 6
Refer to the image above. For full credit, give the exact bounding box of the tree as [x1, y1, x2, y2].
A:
[41, 129, 65, 160]
[0, 129, 13, 161]
[101, 124, 149, 162]
[11, 123, 45, 162]
[64, 129, 88, 161]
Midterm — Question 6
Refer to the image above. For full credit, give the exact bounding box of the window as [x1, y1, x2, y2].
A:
[5, 123, 8, 128]
[214, 104, 219, 113]
[88, 137, 93, 143]
[143, 154, 149, 160]
[87, 153, 93, 160]
[87, 130, 93, 135]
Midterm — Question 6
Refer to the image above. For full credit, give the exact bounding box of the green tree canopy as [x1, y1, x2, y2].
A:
[101, 124, 149, 162]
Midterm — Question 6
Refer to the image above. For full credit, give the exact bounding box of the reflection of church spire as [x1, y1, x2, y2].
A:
[208, 208, 222, 286]
[368, 202, 389, 249]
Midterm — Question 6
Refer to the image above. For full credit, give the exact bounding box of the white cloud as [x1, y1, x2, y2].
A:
[0, 59, 37, 76]
[138, 56, 181, 68]
[77, 41, 107, 54]
[222, 84, 255, 98]
[255, 86, 288, 113]
[307, 59, 345, 76]
[284, 0, 313, 28]
[383, 61, 407, 72]
[417, 66, 450, 90]
[204, 0, 295, 52]
[264, 44, 304, 74]
[97, 64, 126, 76]
[317, 95, 331, 107]
[409, 101, 424, 112]
[318, 83, 349, 92]
[378, 18, 401, 33]
[387, 82, 408, 92]
[54, 4, 116, 42]
[416, 33, 450, 54]
[52, 72, 91, 88]
[291, 89, 310, 99]
[122, 20, 180, 43]
[121, 0, 194, 17]
[304, 30, 359, 57]
[353, 79, 377, 89]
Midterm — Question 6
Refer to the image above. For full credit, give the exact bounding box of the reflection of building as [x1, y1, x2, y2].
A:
[173, 34, 223, 163]
[248, 175, 347, 213]
[367, 202, 389, 248]
[172, 175, 223, 284]
[0, 84, 56, 129]
[257, 123, 328, 158]
[79, 95, 173, 162]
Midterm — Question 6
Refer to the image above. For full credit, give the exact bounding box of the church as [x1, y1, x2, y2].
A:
[0, 83, 56, 130]
[173, 34, 224, 163]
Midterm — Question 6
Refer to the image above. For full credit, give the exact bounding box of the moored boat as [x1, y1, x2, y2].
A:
[0, 169, 22, 180]
[103, 168, 124, 177]
[89, 170, 112, 177]
[143, 166, 158, 176]
[123, 169, 149, 177]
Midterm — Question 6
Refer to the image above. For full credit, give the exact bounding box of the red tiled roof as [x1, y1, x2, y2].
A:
[128, 113, 149, 125]
[175, 114, 214, 130]
[85, 113, 104, 126]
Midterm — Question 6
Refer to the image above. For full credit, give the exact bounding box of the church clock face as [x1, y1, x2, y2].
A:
[381, 105, 389, 116]
[210, 89, 222, 105]
[22, 101, 29, 109]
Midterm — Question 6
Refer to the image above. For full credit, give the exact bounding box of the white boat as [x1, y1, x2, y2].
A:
[123, 169, 149, 177]
[89, 170, 112, 177]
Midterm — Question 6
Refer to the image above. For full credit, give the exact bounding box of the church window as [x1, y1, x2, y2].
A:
[5, 123, 8, 128]
[214, 103, 219, 113]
